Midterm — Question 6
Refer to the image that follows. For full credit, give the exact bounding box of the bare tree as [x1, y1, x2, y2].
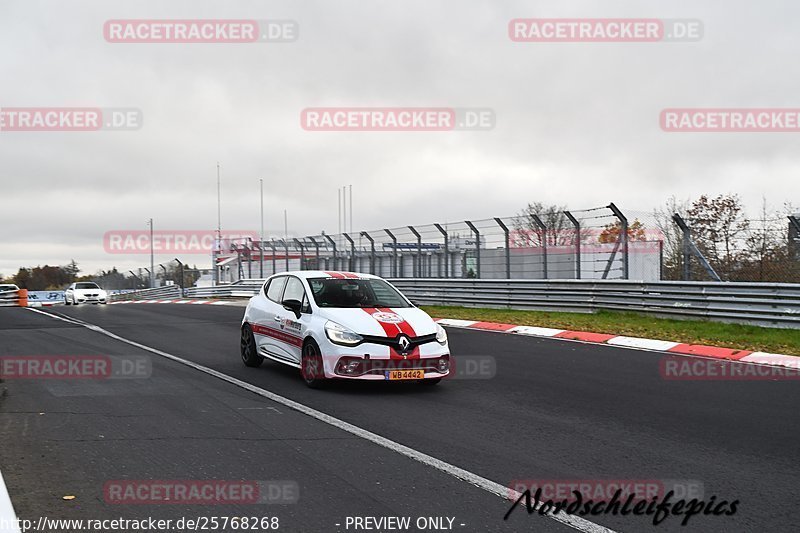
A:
[511, 202, 573, 247]
[686, 194, 750, 279]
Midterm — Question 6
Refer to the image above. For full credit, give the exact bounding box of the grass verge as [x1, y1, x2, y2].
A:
[421, 305, 800, 357]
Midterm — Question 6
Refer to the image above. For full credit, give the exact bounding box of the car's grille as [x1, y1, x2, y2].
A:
[360, 333, 438, 355]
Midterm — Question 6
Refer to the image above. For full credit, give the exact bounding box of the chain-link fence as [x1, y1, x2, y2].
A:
[114, 205, 799, 286]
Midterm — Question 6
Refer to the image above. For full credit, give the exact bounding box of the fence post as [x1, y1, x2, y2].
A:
[530, 214, 548, 279]
[384, 229, 398, 277]
[672, 213, 721, 281]
[464, 220, 480, 278]
[493, 218, 511, 279]
[564, 210, 581, 279]
[408, 226, 422, 277]
[293, 239, 305, 270]
[433, 223, 448, 278]
[789, 216, 800, 262]
[343, 233, 355, 272]
[361, 232, 375, 274]
[308, 237, 321, 270]
[608, 203, 629, 279]
[280, 239, 289, 271]
[323, 234, 337, 271]
[269, 239, 277, 275]
[174, 258, 184, 295]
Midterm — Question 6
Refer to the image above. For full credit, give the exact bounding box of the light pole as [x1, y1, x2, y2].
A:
[147, 218, 154, 288]
[213, 162, 221, 286]
[260, 178, 264, 278]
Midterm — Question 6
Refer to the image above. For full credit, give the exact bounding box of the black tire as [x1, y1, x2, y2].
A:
[64, 298, 71, 306]
[301, 339, 326, 389]
[421, 378, 442, 386]
[240, 324, 263, 367]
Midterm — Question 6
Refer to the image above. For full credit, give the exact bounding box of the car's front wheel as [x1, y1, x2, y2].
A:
[301, 339, 326, 389]
[240, 324, 263, 367]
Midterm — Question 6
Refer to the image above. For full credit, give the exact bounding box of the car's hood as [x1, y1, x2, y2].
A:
[74, 288, 105, 295]
[317, 307, 436, 337]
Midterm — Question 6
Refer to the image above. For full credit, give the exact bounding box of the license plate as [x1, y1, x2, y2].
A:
[385, 369, 424, 380]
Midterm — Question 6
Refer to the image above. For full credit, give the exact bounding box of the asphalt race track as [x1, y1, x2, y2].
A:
[1, 304, 799, 532]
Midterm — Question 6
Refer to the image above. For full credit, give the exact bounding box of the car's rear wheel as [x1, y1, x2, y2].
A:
[240, 324, 263, 367]
[64, 298, 71, 305]
[301, 340, 326, 389]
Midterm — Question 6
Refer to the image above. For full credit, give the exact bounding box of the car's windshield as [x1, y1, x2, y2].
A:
[76, 282, 100, 289]
[308, 278, 411, 308]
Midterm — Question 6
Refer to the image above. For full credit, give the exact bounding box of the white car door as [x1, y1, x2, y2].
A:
[256, 276, 289, 359]
[272, 276, 308, 364]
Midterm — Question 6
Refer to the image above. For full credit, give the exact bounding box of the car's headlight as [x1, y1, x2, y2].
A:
[325, 321, 363, 346]
[436, 323, 448, 345]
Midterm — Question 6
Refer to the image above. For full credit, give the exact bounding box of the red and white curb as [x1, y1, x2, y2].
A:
[109, 299, 233, 306]
[434, 318, 800, 370]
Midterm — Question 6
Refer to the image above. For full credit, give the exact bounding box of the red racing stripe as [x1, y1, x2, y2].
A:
[380, 307, 416, 337]
[324, 271, 346, 279]
[251, 323, 303, 347]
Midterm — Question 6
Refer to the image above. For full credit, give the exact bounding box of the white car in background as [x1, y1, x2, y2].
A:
[64, 282, 108, 305]
[0, 284, 20, 305]
[0, 284, 19, 294]
[240, 271, 450, 388]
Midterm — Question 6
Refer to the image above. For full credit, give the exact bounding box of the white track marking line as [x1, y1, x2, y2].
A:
[0, 469, 21, 533]
[23, 307, 613, 533]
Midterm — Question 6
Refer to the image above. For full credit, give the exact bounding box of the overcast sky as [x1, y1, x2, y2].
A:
[1, 0, 798, 276]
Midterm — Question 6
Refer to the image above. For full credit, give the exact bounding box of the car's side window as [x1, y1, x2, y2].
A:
[282, 277, 306, 306]
[265, 277, 287, 302]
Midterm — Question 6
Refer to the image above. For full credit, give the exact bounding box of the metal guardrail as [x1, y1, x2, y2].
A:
[109, 285, 182, 301]
[109, 277, 800, 329]
[390, 279, 800, 329]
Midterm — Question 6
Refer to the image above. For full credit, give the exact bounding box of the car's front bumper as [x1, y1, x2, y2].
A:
[317, 335, 451, 380]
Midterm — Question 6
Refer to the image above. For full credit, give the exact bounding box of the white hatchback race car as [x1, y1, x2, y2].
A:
[240, 271, 450, 388]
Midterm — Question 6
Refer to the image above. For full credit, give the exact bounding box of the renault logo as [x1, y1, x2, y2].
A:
[397, 335, 411, 353]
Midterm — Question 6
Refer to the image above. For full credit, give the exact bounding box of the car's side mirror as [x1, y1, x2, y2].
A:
[282, 298, 303, 318]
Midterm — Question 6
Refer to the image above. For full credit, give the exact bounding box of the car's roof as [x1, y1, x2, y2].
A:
[269, 270, 382, 281]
